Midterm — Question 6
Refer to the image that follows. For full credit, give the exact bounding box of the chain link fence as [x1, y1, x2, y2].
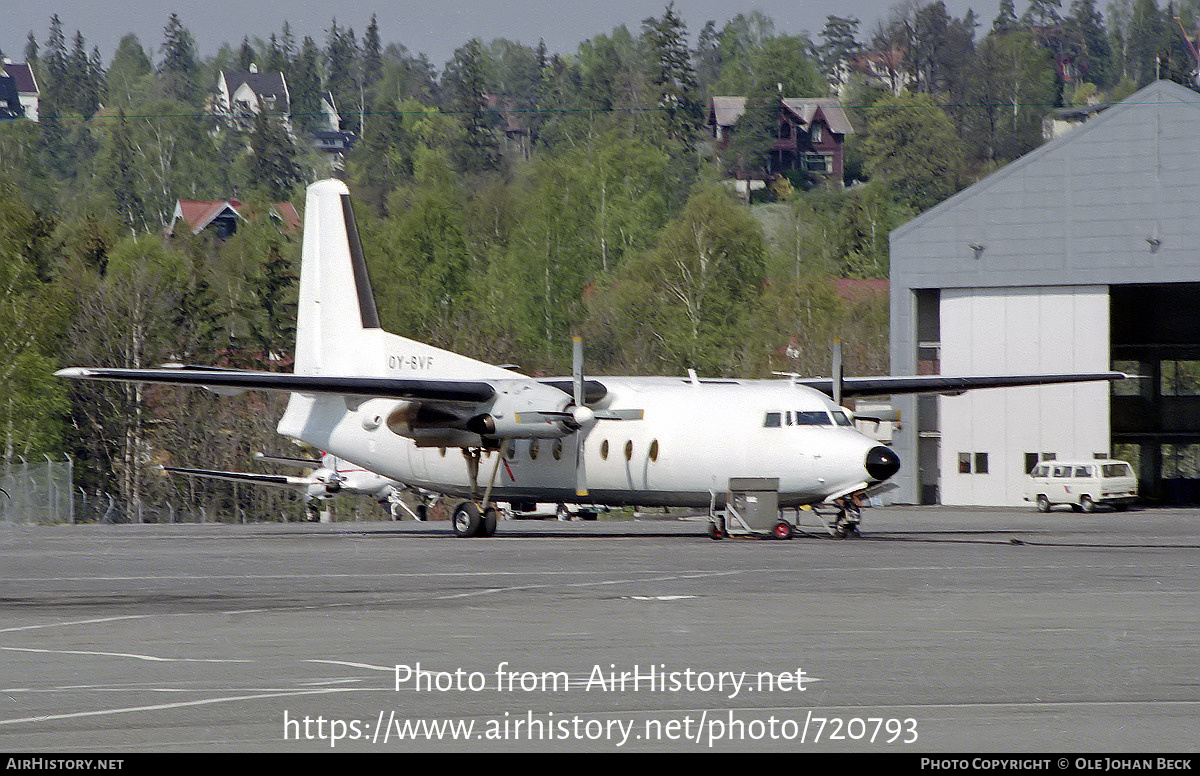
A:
[0, 457, 389, 524]
[0, 457, 74, 524]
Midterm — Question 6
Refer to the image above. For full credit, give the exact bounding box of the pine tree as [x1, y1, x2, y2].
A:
[325, 19, 360, 132]
[363, 15, 383, 93]
[993, 0, 1020, 32]
[819, 16, 861, 87]
[158, 13, 200, 105]
[238, 36, 256, 71]
[246, 112, 304, 200]
[443, 38, 500, 172]
[43, 15, 68, 112]
[290, 36, 323, 131]
[642, 2, 700, 143]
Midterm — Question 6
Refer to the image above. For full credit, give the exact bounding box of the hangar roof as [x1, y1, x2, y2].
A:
[890, 80, 1200, 291]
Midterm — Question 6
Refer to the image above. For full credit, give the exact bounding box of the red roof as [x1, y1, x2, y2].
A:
[169, 199, 300, 236]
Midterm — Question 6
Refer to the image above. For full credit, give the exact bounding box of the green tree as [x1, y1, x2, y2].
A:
[0, 184, 69, 458]
[157, 13, 201, 105]
[862, 91, 965, 211]
[245, 112, 305, 201]
[442, 39, 500, 172]
[587, 183, 767, 375]
[106, 34, 152, 109]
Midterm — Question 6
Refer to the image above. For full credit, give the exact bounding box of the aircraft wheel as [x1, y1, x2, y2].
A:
[1035, 494, 1050, 513]
[833, 524, 849, 539]
[481, 507, 499, 537]
[708, 522, 725, 540]
[772, 521, 794, 540]
[1080, 495, 1096, 513]
[416, 504, 427, 522]
[556, 504, 571, 521]
[452, 502, 482, 537]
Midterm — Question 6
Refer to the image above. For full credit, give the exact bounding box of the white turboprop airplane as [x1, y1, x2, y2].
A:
[161, 452, 409, 521]
[57, 179, 1125, 539]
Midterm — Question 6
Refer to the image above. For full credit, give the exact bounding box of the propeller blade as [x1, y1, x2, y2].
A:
[575, 435, 588, 497]
[572, 335, 584, 408]
[593, 409, 644, 421]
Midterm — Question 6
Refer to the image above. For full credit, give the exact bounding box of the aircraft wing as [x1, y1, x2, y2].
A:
[798, 372, 1126, 399]
[55, 367, 497, 404]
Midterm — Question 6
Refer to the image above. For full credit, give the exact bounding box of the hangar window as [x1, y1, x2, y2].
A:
[959, 452, 989, 474]
[1161, 361, 1200, 396]
[624, 440, 633, 461]
[649, 440, 659, 462]
[529, 439, 539, 461]
[764, 412, 782, 427]
[552, 439, 563, 461]
[600, 440, 609, 460]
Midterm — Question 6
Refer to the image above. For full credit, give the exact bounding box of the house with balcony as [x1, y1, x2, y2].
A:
[707, 96, 854, 188]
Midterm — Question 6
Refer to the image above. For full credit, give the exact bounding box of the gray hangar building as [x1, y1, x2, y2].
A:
[888, 80, 1200, 506]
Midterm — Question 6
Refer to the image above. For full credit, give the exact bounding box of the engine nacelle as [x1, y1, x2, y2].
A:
[465, 411, 571, 439]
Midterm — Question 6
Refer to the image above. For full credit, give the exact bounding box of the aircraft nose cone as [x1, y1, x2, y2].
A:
[865, 446, 900, 482]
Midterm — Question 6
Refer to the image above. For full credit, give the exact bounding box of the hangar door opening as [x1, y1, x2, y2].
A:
[1111, 283, 1200, 503]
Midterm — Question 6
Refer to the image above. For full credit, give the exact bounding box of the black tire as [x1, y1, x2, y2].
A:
[708, 522, 725, 540]
[452, 502, 482, 537]
[416, 504, 427, 522]
[1036, 494, 1050, 513]
[555, 504, 571, 521]
[772, 521, 794, 540]
[481, 507, 499, 537]
[1080, 495, 1096, 513]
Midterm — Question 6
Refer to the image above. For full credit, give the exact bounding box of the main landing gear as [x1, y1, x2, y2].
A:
[452, 446, 502, 538]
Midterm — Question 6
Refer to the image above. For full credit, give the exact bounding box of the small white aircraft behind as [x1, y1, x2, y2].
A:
[58, 179, 1125, 539]
[160, 452, 408, 521]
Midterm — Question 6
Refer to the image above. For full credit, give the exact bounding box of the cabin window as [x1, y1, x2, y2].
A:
[624, 440, 633, 461]
[1075, 466, 1092, 477]
[832, 411, 853, 427]
[764, 412, 782, 427]
[600, 440, 609, 460]
[795, 411, 830, 425]
[649, 440, 659, 462]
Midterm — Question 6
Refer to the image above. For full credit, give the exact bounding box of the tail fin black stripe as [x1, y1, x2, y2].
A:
[340, 193, 382, 329]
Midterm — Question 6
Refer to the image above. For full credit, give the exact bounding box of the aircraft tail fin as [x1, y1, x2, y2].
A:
[294, 179, 381, 376]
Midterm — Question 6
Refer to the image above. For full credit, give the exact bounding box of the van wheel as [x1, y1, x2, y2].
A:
[1080, 495, 1096, 513]
[1036, 494, 1050, 513]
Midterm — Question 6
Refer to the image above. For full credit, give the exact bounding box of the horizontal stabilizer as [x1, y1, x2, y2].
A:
[161, 466, 308, 488]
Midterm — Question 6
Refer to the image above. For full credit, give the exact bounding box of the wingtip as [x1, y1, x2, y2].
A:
[54, 367, 89, 378]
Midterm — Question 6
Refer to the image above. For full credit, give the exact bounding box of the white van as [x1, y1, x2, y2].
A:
[1025, 459, 1138, 512]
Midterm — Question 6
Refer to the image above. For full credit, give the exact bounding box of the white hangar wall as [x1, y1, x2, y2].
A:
[938, 286, 1111, 506]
